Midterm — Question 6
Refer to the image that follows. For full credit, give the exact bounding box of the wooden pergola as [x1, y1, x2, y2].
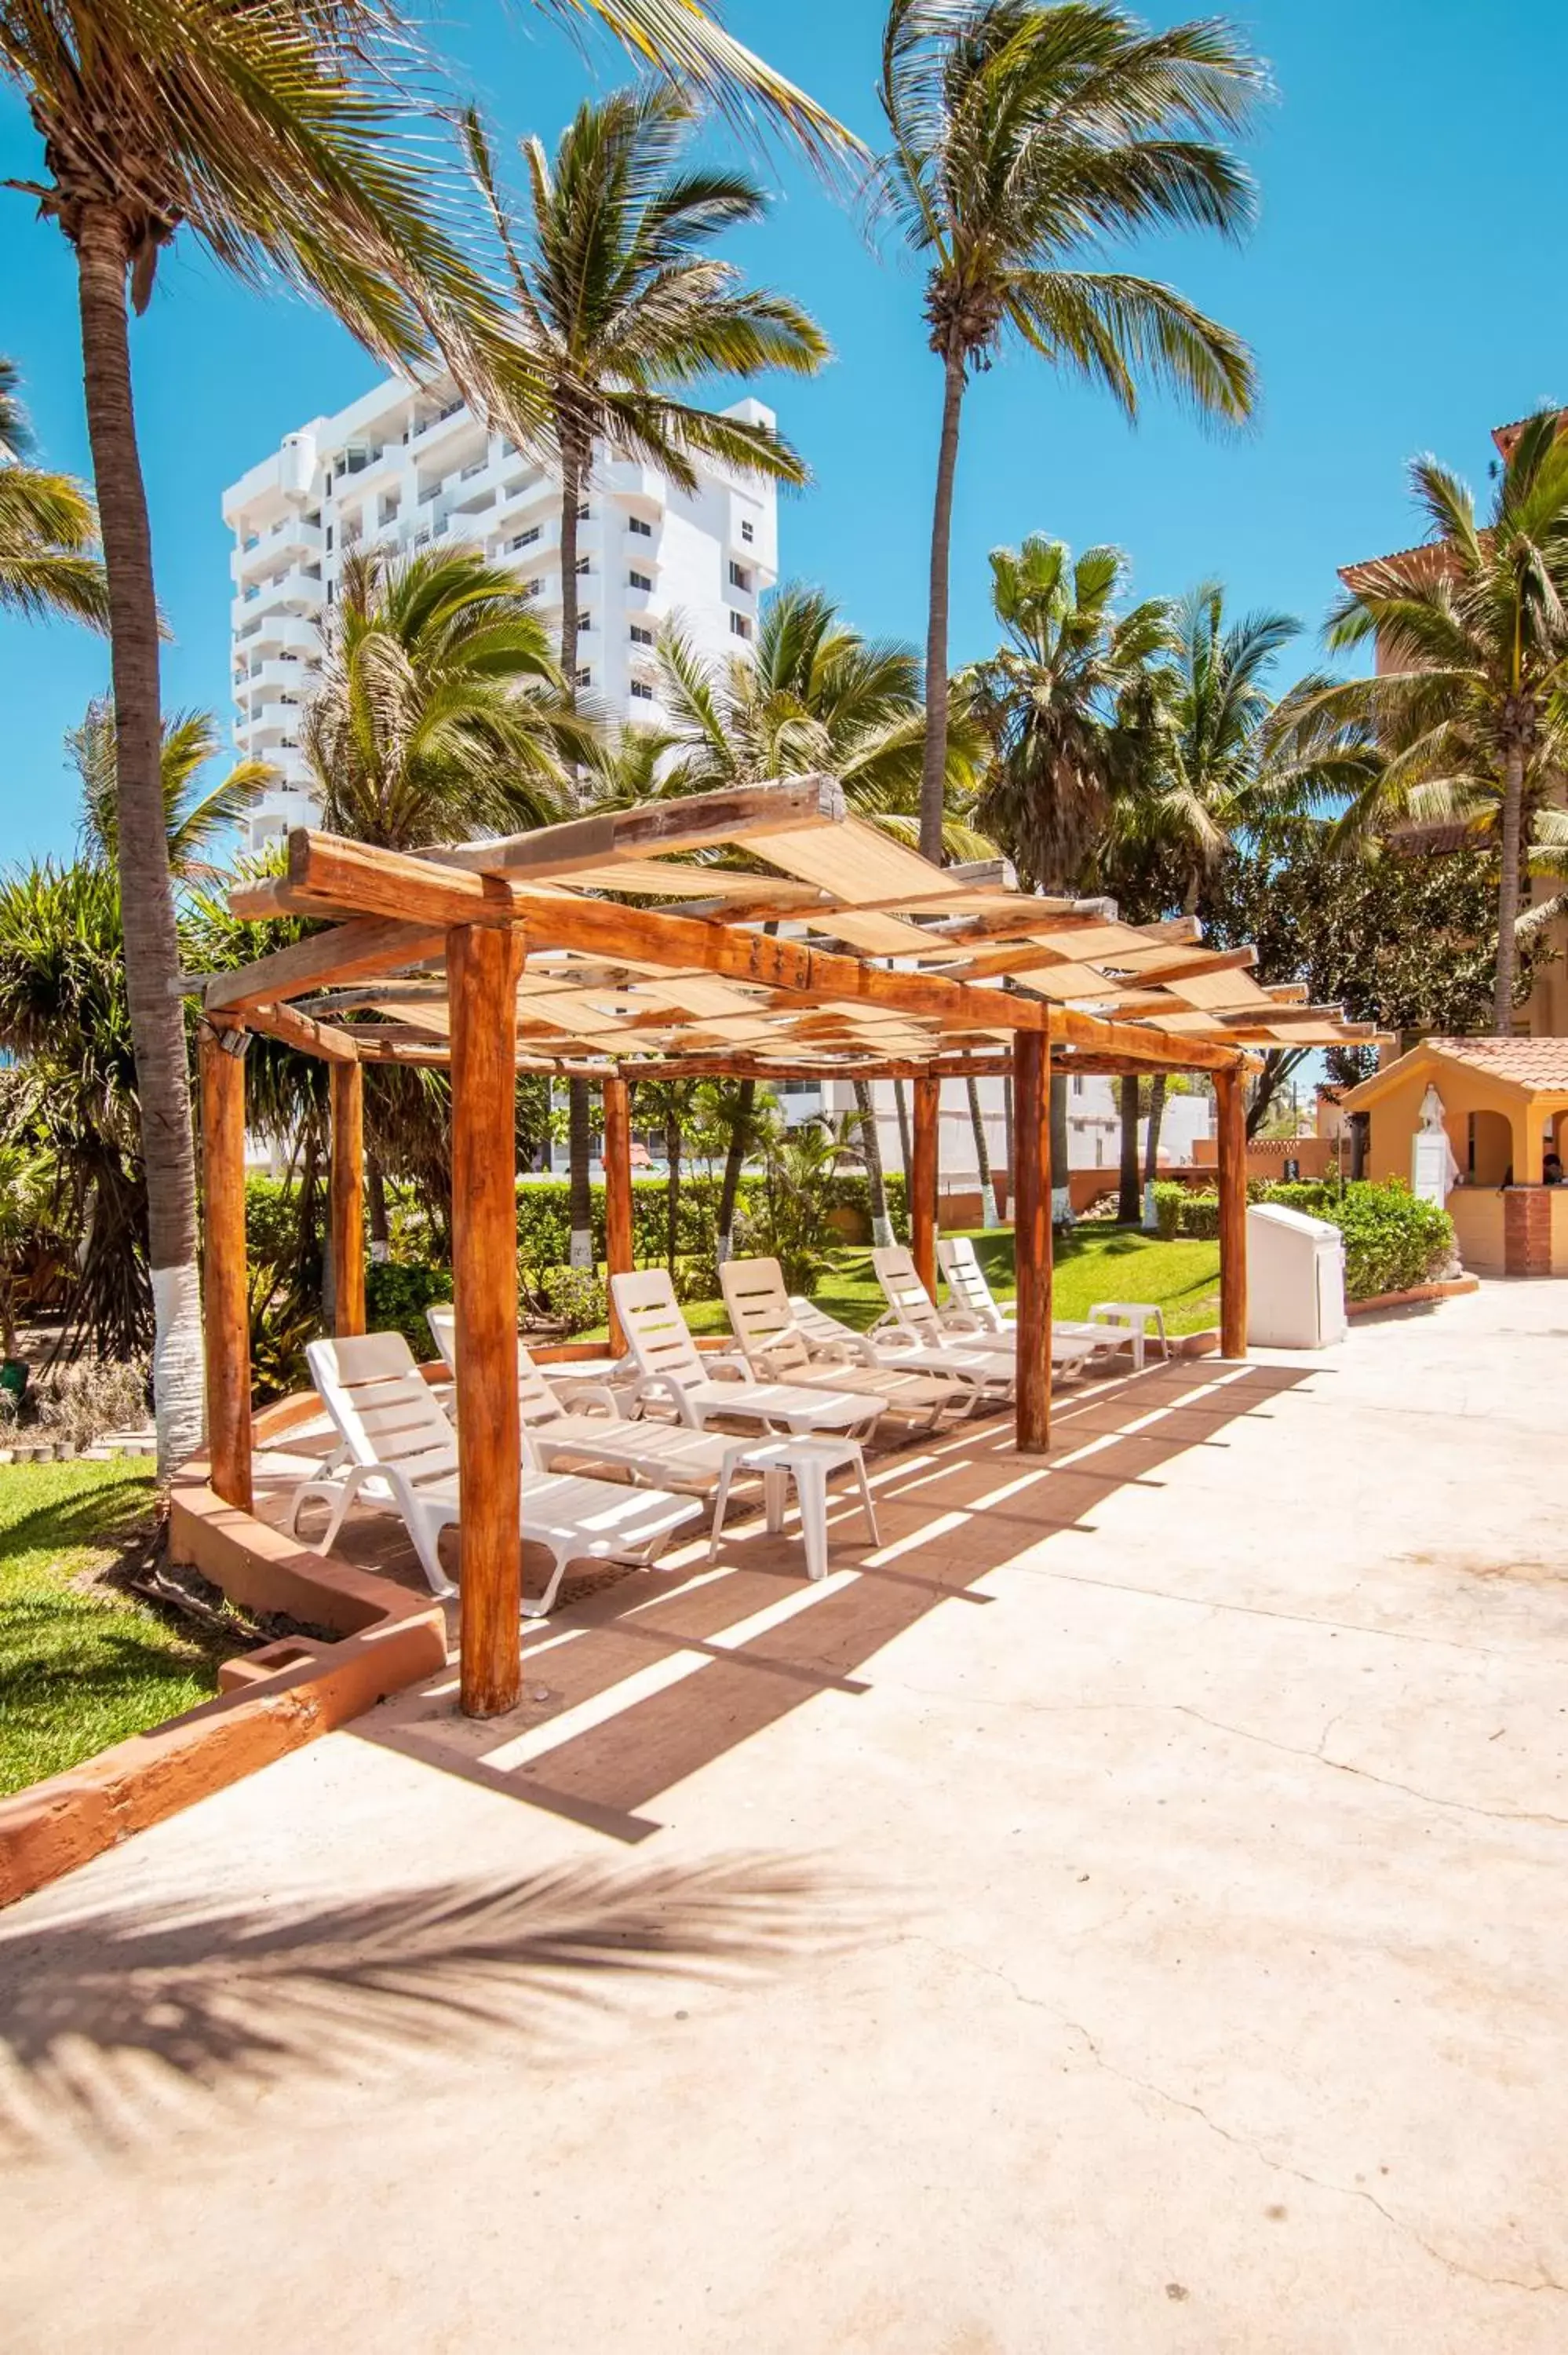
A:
[190, 778, 1379, 1718]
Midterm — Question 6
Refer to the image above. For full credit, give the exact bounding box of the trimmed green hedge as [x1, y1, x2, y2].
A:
[1150, 1178, 1453, 1301]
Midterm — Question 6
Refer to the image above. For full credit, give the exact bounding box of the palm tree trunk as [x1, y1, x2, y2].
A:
[1494, 738, 1525, 1032]
[1050, 1073, 1071, 1228]
[664, 1111, 681, 1277]
[556, 440, 597, 1268]
[918, 351, 966, 865]
[567, 1078, 594, 1269]
[366, 1152, 390, 1251]
[75, 213, 203, 1476]
[1143, 1073, 1168, 1186]
[853, 1080, 894, 1247]
[892, 1079, 912, 1186]
[965, 1075, 998, 1228]
[716, 1078, 754, 1264]
[1118, 1075, 1141, 1224]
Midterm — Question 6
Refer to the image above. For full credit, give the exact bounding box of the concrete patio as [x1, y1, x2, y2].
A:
[2, 1279, 1566, 2353]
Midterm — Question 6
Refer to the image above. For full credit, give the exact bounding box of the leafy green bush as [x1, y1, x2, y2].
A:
[1150, 1181, 1187, 1240]
[365, 1259, 451, 1360]
[540, 1264, 606, 1336]
[1151, 1174, 1451, 1298]
[1320, 1181, 1453, 1300]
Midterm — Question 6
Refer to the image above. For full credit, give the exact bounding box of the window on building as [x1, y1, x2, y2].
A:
[577, 500, 590, 520]
[577, 612, 592, 633]
[629, 623, 654, 646]
[1071, 1075, 1084, 1097]
[574, 665, 592, 689]
[729, 611, 751, 640]
[509, 525, 539, 550]
[729, 560, 751, 591]
[576, 555, 591, 575]
[523, 579, 541, 599]
[629, 568, 653, 592]
[741, 520, 755, 543]
[628, 514, 653, 537]
[326, 581, 334, 604]
[630, 680, 655, 701]
[324, 524, 334, 551]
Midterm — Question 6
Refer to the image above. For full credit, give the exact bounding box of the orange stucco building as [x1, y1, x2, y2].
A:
[1341, 1037, 1568, 1276]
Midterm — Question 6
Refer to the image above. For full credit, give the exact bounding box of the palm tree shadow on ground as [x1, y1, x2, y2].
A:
[0, 1856, 877, 2159]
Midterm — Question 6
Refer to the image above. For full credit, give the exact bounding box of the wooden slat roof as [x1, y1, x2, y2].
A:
[202, 776, 1386, 1078]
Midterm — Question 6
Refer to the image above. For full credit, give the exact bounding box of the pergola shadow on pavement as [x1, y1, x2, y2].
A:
[191, 777, 1377, 1722]
[293, 1357, 1315, 1842]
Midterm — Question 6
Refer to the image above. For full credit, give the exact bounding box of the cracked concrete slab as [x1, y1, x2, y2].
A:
[2, 1279, 1566, 2352]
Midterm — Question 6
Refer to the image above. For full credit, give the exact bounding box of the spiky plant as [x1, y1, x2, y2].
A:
[0, 356, 108, 629]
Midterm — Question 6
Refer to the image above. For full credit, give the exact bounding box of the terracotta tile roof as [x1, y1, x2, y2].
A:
[1425, 1036, 1568, 1089]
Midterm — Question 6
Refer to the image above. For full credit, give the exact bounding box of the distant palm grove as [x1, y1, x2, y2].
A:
[0, 0, 1560, 1465]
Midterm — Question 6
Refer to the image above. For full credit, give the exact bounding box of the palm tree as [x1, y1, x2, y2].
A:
[71, 699, 272, 882]
[870, 0, 1262, 861]
[0, 357, 108, 629]
[968, 531, 1173, 1214]
[0, 0, 848, 1473]
[655, 583, 991, 1250]
[465, 82, 830, 1271]
[301, 542, 584, 1272]
[659, 583, 991, 842]
[1283, 411, 1568, 1032]
[968, 535, 1173, 889]
[301, 544, 581, 850]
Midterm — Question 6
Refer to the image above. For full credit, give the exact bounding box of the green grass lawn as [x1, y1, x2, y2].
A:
[0, 1460, 229, 1798]
[593, 1226, 1221, 1344]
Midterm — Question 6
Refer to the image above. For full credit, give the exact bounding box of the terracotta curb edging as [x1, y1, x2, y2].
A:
[1347, 1275, 1480, 1317]
[0, 1452, 447, 1908]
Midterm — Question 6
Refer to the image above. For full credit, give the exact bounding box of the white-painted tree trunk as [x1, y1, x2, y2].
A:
[151, 1260, 205, 1477]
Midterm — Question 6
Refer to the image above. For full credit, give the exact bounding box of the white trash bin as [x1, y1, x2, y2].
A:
[1245, 1203, 1347, 1349]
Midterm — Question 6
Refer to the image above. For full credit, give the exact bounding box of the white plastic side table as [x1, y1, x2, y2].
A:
[708, 1433, 881, 1580]
[1085, 1301, 1170, 1371]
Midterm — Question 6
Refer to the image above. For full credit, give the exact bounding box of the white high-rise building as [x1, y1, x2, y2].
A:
[222, 371, 780, 853]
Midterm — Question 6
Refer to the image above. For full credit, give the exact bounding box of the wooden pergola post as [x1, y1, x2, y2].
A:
[911, 1073, 939, 1298]
[1216, 1064, 1249, 1360]
[602, 1072, 635, 1357]
[329, 1058, 365, 1338]
[448, 922, 524, 1717]
[1012, 1032, 1052, 1454]
[199, 1029, 253, 1512]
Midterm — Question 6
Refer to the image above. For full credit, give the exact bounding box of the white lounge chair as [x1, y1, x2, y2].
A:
[611, 1267, 888, 1437]
[870, 1246, 1102, 1386]
[718, 1257, 965, 1432]
[288, 1332, 702, 1616]
[935, 1236, 1163, 1371]
[429, 1304, 807, 1539]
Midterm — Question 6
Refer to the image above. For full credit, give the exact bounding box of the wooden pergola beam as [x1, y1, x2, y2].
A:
[199, 1032, 252, 1513]
[449, 922, 525, 1716]
[425, 773, 847, 878]
[1012, 1033, 1052, 1455]
[1215, 1067, 1248, 1360]
[330, 1060, 365, 1338]
[245, 999, 362, 1064]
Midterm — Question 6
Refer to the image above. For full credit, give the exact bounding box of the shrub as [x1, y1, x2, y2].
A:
[1150, 1181, 1186, 1240]
[365, 1259, 451, 1360]
[540, 1264, 606, 1336]
[34, 1356, 150, 1450]
[1318, 1180, 1453, 1301]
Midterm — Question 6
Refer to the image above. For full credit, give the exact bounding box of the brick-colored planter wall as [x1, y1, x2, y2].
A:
[1504, 1188, 1553, 1277]
[0, 1454, 447, 1909]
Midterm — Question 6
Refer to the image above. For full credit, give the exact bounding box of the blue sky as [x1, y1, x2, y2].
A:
[2, 0, 1564, 864]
